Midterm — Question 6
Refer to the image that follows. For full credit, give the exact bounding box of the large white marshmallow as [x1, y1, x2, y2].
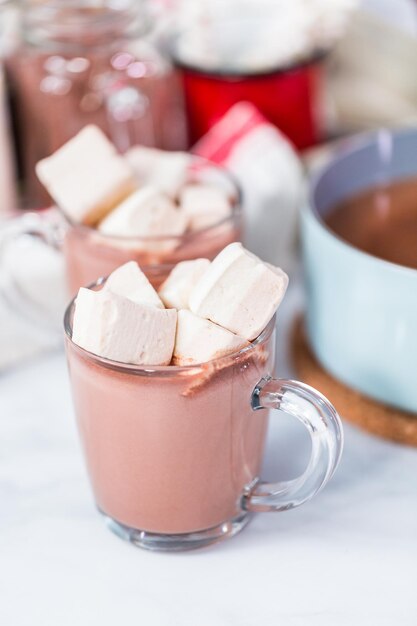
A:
[179, 184, 231, 230]
[36, 125, 136, 225]
[98, 186, 188, 251]
[189, 242, 289, 341]
[158, 258, 211, 310]
[125, 146, 190, 198]
[103, 261, 163, 308]
[173, 309, 249, 365]
[72, 288, 177, 365]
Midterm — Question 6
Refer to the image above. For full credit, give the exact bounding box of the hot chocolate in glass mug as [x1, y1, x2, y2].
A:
[1, 128, 242, 298]
[64, 246, 343, 552]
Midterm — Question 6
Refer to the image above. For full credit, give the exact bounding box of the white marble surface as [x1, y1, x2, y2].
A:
[1, 279, 417, 626]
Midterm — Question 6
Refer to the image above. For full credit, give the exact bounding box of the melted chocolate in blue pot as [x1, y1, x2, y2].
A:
[325, 176, 417, 270]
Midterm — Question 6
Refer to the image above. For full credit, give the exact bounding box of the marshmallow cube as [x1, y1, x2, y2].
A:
[36, 125, 136, 225]
[72, 288, 177, 365]
[189, 242, 289, 341]
[103, 261, 163, 308]
[158, 258, 211, 310]
[98, 187, 188, 251]
[179, 184, 232, 230]
[173, 309, 249, 366]
[125, 146, 190, 198]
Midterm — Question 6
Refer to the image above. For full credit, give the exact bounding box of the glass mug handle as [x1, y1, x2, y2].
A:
[0, 212, 64, 330]
[244, 376, 343, 512]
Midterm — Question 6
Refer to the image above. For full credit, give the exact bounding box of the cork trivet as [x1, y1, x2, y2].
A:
[290, 317, 417, 447]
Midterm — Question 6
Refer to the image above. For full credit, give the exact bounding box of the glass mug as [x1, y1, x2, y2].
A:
[7, 0, 186, 208]
[3, 157, 242, 296]
[64, 280, 343, 551]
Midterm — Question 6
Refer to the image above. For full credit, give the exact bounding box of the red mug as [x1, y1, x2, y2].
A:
[174, 53, 325, 150]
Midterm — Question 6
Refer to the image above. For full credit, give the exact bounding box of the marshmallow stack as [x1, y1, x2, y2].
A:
[180, 184, 232, 231]
[125, 146, 190, 198]
[36, 126, 233, 246]
[98, 187, 188, 251]
[36, 126, 136, 226]
[158, 258, 211, 310]
[72, 288, 177, 366]
[71, 244, 288, 367]
[103, 261, 164, 309]
[189, 242, 288, 341]
[173, 310, 249, 366]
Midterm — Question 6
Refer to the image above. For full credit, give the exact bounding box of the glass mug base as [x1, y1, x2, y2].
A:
[100, 510, 251, 552]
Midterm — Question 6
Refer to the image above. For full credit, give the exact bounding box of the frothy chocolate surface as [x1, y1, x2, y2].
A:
[324, 176, 417, 269]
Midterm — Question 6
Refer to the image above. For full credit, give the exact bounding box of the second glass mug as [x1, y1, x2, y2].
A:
[6, 157, 242, 295]
[64, 280, 343, 551]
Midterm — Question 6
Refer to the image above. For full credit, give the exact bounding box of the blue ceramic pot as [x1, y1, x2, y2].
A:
[302, 129, 417, 413]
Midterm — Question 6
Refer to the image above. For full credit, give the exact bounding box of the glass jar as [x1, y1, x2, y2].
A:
[6, 0, 186, 207]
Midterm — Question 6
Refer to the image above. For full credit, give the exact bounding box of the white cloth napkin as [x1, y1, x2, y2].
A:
[193, 102, 305, 271]
[0, 212, 67, 372]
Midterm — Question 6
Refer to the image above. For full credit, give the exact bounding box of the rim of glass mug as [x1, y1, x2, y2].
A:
[64, 278, 275, 374]
[307, 127, 417, 279]
[58, 155, 243, 244]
